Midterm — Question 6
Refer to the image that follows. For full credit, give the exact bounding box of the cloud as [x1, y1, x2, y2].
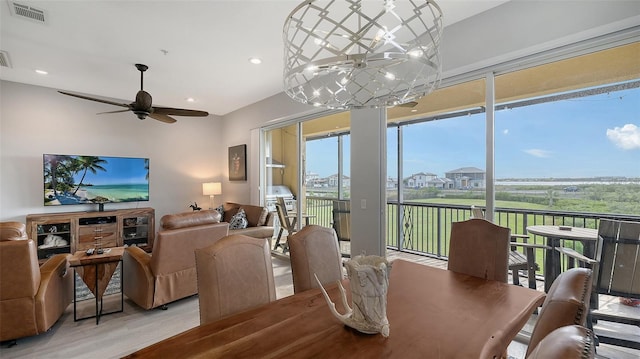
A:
[524, 149, 552, 158]
[606, 123, 640, 150]
[503, 129, 509, 135]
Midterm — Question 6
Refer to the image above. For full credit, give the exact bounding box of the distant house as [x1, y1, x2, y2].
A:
[327, 174, 350, 187]
[427, 177, 454, 189]
[445, 167, 486, 189]
[404, 172, 438, 188]
[305, 172, 320, 186]
[386, 177, 398, 189]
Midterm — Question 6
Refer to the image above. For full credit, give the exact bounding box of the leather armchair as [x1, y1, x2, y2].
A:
[526, 325, 595, 359]
[123, 210, 229, 310]
[0, 221, 73, 343]
[526, 267, 593, 358]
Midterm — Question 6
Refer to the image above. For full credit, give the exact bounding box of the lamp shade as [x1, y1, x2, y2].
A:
[202, 182, 222, 196]
[283, 0, 443, 109]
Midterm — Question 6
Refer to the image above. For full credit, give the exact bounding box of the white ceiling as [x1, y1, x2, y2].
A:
[0, 0, 509, 116]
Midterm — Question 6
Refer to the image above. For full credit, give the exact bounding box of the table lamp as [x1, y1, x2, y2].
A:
[202, 182, 222, 210]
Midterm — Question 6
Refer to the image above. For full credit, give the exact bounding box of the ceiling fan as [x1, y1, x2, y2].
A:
[58, 64, 209, 124]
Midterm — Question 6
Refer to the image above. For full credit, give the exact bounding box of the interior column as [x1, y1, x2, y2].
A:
[350, 108, 387, 257]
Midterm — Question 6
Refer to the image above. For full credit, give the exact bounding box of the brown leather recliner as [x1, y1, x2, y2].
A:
[123, 210, 229, 310]
[0, 221, 73, 342]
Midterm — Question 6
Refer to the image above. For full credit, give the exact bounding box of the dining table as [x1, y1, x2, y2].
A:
[526, 225, 598, 292]
[125, 259, 545, 358]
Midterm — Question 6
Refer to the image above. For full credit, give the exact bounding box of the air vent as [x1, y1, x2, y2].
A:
[8, 1, 46, 23]
[0, 51, 11, 68]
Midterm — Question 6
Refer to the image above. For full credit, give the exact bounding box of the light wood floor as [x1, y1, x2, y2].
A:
[1, 251, 637, 358]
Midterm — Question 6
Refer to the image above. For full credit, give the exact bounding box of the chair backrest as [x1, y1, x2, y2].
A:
[276, 196, 287, 212]
[151, 212, 229, 277]
[0, 222, 42, 340]
[332, 200, 351, 258]
[332, 200, 351, 242]
[0, 222, 41, 300]
[447, 218, 510, 282]
[526, 267, 593, 357]
[592, 219, 640, 298]
[195, 234, 276, 325]
[470, 205, 485, 219]
[275, 202, 293, 231]
[526, 325, 595, 359]
[289, 225, 343, 294]
[0, 221, 29, 241]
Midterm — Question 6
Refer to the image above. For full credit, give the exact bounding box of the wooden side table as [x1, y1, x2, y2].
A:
[69, 247, 125, 324]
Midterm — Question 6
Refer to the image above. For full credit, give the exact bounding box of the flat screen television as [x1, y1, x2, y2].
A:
[44, 154, 149, 209]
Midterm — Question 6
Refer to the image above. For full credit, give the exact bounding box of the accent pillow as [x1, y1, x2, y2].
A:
[229, 208, 248, 229]
[215, 205, 224, 219]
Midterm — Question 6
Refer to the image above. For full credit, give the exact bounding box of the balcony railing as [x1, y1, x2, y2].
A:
[303, 196, 640, 276]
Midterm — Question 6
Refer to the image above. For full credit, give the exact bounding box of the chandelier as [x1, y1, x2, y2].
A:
[283, 0, 443, 109]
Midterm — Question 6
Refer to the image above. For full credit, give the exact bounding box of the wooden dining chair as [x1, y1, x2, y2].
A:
[273, 201, 297, 253]
[556, 219, 640, 350]
[526, 325, 595, 359]
[288, 225, 343, 294]
[195, 234, 276, 325]
[470, 206, 542, 289]
[448, 218, 510, 282]
[331, 200, 351, 258]
[526, 267, 593, 358]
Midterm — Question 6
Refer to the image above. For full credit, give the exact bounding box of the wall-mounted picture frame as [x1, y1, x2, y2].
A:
[228, 144, 247, 181]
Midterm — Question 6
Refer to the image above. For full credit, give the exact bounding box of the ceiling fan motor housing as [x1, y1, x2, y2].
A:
[133, 90, 153, 119]
[133, 110, 150, 120]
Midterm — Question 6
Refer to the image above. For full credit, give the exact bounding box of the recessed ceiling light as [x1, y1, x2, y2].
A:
[248, 57, 262, 65]
[411, 109, 418, 112]
[35, 69, 48, 75]
[186, 97, 195, 102]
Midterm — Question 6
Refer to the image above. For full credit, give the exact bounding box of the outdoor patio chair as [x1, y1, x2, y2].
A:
[471, 206, 543, 289]
[556, 218, 640, 350]
[331, 200, 351, 258]
[273, 200, 297, 253]
[448, 218, 510, 282]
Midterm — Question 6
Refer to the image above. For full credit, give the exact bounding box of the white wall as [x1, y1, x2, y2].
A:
[0, 81, 224, 226]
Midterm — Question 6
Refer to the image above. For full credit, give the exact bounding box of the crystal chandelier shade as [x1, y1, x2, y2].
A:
[283, 0, 443, 109]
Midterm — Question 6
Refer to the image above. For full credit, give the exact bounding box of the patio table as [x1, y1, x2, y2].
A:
[125, 259, 545, 358]
[526, 225, 598, 292]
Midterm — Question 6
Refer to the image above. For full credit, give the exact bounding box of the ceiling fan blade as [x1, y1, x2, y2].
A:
[97, 109, 131, 115]
[396, 101, 419, 108]
[59, 91, 129, 108]
[153, 107, 209, 117]
[148, 112, 177, 124]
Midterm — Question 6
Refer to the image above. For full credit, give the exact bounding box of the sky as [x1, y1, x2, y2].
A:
[307, 84, 639, 179]
[72, 156, 148, 185]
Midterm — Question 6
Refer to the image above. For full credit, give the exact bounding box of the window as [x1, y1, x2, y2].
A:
[305, 133, 351, 199]
[495, 81, 640, 215]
